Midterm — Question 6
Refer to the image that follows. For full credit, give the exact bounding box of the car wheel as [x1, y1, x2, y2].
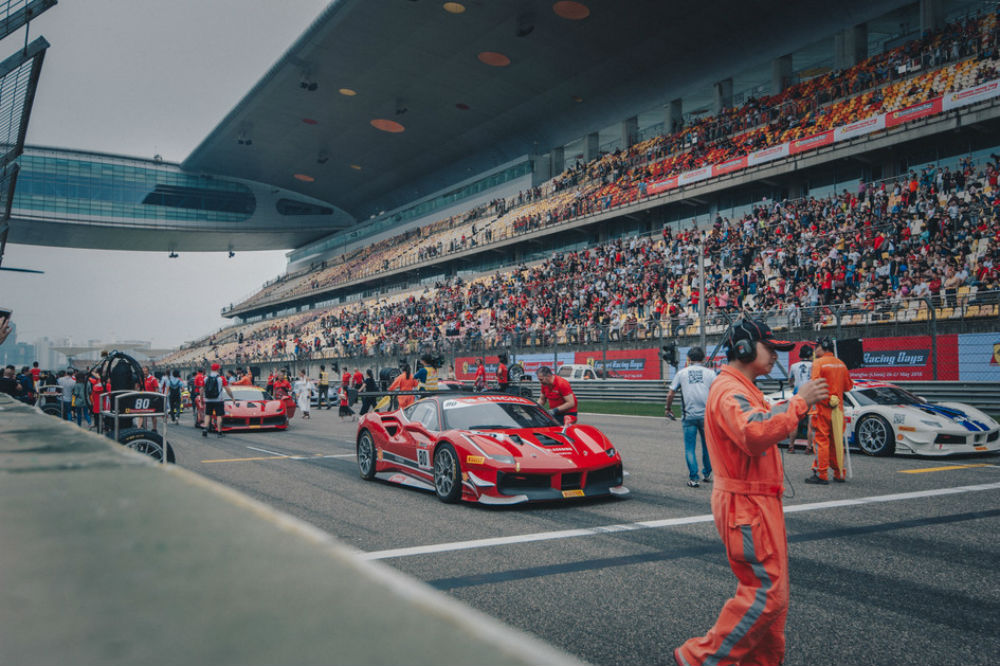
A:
[357, 429, 377, 480]
[41, 404, 62, 418]
[118, 428, 176, 463]
[855, 414, 895, 457]
[433, 442, 462, 503]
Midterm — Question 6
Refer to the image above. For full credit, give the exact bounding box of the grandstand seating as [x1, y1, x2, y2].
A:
[161, 11, 1000, 367]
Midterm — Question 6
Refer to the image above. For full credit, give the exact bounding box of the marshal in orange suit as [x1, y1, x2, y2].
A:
[675, 319, 828, 666]
[806, 337, 853, 484]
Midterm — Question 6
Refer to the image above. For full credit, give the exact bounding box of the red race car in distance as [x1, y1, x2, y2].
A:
[195, 385, 291, 432]
[355, 393, 628, 504]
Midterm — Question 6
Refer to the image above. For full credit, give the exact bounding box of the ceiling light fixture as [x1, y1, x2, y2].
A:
[443, 2, 466, 13]
[294, 173, 315, 182]
[338, 87, 357, 96]
[478, 51, 511, 67]
[553, 1, 590, 20]
[370, 118, 405, 133]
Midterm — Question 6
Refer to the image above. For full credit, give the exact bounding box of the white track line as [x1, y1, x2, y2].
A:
[247, 445, 286, 457]
[362, 481, 1000, 560]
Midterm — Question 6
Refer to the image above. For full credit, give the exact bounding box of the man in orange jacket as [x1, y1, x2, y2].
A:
[806, 337, 853, 484]
[675, 318, 828, 666]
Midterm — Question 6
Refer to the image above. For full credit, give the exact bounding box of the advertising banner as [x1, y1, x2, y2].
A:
[573, 348, 661, 380]
[941, 79, 1000, 111]
[957, 332, 1000, 381]
[790, 130, 834, 155]
[712, 155, 748, 177]
[677, 166, 712, 186]
[454, 354, 499, 380]
[455, 353, 572, 380]
[747, 142, 790, 166]
[646, 176, 678, 195]
[850, 334, 958, 381]
[833, 114, 886, 142]
[884, 97, 943, 128]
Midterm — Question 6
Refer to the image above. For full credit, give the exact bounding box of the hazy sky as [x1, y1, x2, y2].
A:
[1, 0, 331, 349]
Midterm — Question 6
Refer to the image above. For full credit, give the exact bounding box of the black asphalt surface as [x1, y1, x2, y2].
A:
[164, 408, 1000, 666]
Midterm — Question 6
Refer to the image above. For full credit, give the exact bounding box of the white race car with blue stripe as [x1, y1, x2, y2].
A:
[768, 379, 999, 457]
[831, 379, 997, 457]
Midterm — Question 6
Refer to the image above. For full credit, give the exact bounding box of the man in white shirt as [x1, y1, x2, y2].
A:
[787, 344, 814, 453]
[57, 369, 76, 421]
[666, 347, 717, 487]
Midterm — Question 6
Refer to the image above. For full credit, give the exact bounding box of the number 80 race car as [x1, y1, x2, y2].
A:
[356, 393, 628, 504]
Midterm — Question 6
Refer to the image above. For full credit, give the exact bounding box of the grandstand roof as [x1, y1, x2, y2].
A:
[183, 0, 908, 222]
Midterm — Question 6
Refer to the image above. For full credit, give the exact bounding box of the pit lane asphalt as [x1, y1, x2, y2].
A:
[166, 409, 1000, 666]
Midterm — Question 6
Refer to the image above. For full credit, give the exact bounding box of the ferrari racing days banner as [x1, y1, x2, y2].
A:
[573, 348, 661, 380]
[455, 349, 662, 380]
[841, 334, 958, 381]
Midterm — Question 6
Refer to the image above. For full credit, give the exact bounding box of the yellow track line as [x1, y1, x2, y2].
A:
[900, 463, 995, 474]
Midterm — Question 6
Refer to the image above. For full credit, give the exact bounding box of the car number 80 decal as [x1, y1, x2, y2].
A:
[417, 448, 431, 469]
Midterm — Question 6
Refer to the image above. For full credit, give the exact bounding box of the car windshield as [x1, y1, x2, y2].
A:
[852, 385, 924, 406]
[442, 400, 556, 430]
[230, 387, 270, 401]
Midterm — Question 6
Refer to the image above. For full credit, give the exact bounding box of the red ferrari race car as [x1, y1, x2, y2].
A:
[195, 385, 291, 432]
[355, 393, 628, 504]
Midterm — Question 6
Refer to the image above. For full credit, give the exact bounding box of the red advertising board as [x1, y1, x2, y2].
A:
[884, 97, 943, 128]
[851, 334, 958, 381]
[455, 355, 500, 380]
[790, 130, 834, 155]
[573, 348, 661, 380]
[712, 155, 748, 177]
[646, 176, 678, 195]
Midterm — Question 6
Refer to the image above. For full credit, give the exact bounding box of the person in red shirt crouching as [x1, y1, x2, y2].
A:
[536, 365, 577, 425]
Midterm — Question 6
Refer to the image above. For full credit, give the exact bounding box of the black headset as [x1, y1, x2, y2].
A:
[724, 318, 758, 363]
[734, 337, 757, 363]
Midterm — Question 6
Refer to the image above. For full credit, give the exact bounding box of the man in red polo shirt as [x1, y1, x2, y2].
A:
[536, 365, 577, 425]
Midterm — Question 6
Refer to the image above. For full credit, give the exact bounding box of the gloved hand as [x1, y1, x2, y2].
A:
[550, 408, 561, 419]
[665, 410, 676, 421]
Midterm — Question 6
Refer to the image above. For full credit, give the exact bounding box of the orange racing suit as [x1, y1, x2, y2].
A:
[809, 355, 853, 481]
[676, 365, 808, 666]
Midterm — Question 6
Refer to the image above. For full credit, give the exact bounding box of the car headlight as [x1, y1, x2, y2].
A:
[606, 447, 617, 457]
[919, 419, 944, 428]
[490, 454, 515, 465]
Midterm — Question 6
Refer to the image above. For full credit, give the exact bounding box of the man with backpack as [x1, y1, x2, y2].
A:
[166, 370, 184, 424]
[202, 362, 234, 438]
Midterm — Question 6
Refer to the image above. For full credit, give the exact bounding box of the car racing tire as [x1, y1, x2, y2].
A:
[118, 427, 176, 464]
[855, 413, 895, 457]
[357, 429, 377, 480]
[433, 442, 462, 503]
[508, 363, 525, 384]
[40, 403, 62, 418]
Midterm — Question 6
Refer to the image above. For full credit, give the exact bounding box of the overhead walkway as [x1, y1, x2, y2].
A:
[0, 395, 586, 666]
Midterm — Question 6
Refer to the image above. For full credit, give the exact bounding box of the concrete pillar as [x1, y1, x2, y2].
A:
[713, 78, 733, 114]
[584, 132, 600, 162]
[920, 0, 946, 35]
[550, 146, 565, 176]
[621, 116, 638, 149]
[771, 54, 793, 95]
[835, 25, 868, 69]
[532, 154, 551, 185]
[666, 98, 683, 134]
